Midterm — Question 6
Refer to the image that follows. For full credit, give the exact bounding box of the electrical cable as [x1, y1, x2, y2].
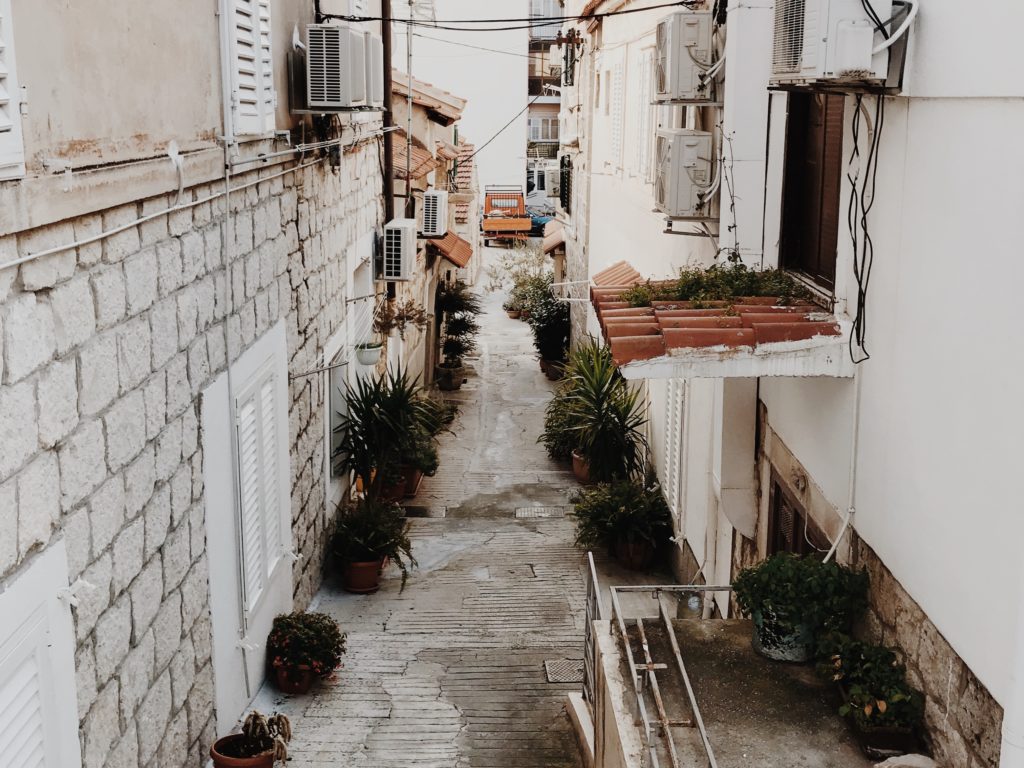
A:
[860, 0, 890, 37]
[460, 93, 545, 165]
[412, 33, 549, 60]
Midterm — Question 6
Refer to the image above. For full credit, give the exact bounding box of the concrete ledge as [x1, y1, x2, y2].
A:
[566, 692, 595, 768]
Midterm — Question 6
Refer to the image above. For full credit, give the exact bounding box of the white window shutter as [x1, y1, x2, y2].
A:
[0, 544, 82, 767]
[610, 61, 625, 165]
[228, 0, 275, 137]
[235, 363, 285, 611]
[0, 0, 25, 180]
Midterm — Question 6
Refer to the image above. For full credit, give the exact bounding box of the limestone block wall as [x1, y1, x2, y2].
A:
[0, 138, 382, 767]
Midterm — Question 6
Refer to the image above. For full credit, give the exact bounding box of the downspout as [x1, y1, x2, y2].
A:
[405, 0, 414, 218]
[217, 0, 252, 700]
[825, 366, 863, 563]
[702, 383, 718, 619]
[382, 0, 394, 222]
[1003, 603, 1024, 766]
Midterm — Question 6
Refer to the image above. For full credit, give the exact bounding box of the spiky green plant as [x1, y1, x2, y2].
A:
[239, 711, 291, 761]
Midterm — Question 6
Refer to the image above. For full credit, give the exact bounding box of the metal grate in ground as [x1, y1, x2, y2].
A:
[544, 659, 585, 684]
[514, 506, 568, 518]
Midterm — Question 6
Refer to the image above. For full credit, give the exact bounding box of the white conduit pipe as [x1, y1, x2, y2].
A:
[1002, 604, 1024, 766]
[873, 0, 918, 54]
[0, 130, 389, 275]
[825, 367, 863, 563]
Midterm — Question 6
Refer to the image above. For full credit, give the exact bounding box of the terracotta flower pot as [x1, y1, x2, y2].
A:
[571, 450, 591, 484]
[538, 359, 550, 374]
[403, 467, 424, 498]
[506, 310, 521, 319]
[344, 559, 384, 594]
[435, 364, 463, 391]
[274, 663, 314, 695]
[543, 360, 564, 381]
[210, 735, 274, 768]
[614, 538, 655, 571]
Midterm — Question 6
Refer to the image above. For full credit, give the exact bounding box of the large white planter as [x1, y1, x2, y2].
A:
[355, 343, 382, 367]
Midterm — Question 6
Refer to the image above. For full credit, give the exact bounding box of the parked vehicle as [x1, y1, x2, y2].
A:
[481, 185, 531, 247]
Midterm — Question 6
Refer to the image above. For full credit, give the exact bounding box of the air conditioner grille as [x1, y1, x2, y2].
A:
[308, 26, 344, 103]
[772, 0, 806, 75]
[383, 227, 403, 279]
[655, 20, 669, 94]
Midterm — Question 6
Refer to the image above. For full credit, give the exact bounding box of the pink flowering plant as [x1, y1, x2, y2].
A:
[267, 612, 347, 678]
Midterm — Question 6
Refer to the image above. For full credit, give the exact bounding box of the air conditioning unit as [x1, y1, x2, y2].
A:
[306, 24, 367, 109]
[364, 32, 384, 107]
[421, 190, 449, 237]
[545, 168, 561, 198]
[654, 129, 714, 217]
[380, 219, 416, 281]
[654, 11, 714, 102]
[771, 0, 893, 85]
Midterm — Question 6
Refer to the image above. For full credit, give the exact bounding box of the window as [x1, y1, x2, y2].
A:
[559, 155, 573, 214]
[224, 0, 276, 137]
[528, 117, 559, 143]
[0, 543, 82, 767]
[635, 50, 655, 182]
[610, 62, 625, 163]
[234, 360, 288, 611]
[768, 475, 828, 556]
[0, 0, 25, 180]
[779, 92, 845, 290]
[530, 0, 560, 38]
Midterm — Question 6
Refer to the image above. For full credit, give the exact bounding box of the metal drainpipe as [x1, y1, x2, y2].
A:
[1002, 605, 1024, 766]
[405, 0, 414, 218]
[382, 0, 394, 222]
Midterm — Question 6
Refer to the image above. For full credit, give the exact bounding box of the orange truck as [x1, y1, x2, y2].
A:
[481, 185, 531, 247]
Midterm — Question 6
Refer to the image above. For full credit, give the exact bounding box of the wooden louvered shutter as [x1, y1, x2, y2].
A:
[0, 0, 24, 180]
[229, 0, 275, 137]
[0, 544, 82, 767]
[235, 364, 284, 611]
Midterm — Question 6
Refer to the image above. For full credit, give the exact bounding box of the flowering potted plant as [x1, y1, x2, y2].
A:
[266, 612, 347, 695]
[210, 711, 291, 767]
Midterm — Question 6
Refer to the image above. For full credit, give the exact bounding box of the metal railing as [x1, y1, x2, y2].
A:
[582, 552, 605, 706]
[608, 585, 734, 768]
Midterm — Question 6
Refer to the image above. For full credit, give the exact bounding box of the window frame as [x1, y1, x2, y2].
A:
[222, 0, 277, 138]
[0, 0, 25, 180]
[767, 471, 829, 557]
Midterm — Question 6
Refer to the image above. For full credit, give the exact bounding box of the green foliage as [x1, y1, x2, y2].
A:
[438, 279, 483, 366]
[526, 274, 570, 361]
[329, 498, 416, 590]
[570, 478, 672, 552]
[332, 368, 439, 500]
[622, 264, 814, 308]
[733, 554, 869, 644]
[540, 384, 579, 461]
[817, 633, 924, 730]
[267, 612, 347, 677]
[564, 341, 648, 482]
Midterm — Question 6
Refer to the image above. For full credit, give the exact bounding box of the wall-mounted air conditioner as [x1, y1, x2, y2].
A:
[364, 32, 384, 107]
[421, 190, 449, 237]
[307, 24, 367, 109]
[545, 168, 561, 198]
[654, 11, 714, 102]
[379, 219, 416, 281]
[771, 0, 893, 85]
[654, 129, 714, 217]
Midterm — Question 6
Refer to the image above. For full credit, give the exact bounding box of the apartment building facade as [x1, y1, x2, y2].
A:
[0, 1, 426, 766]
[526, 0, 564, 212]
[557, 1, 1024, 765]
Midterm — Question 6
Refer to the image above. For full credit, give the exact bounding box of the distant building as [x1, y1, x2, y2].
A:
[526, 0, 563, 213]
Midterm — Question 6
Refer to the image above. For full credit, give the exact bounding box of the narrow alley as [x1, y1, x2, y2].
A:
[255, 247, 587, 768]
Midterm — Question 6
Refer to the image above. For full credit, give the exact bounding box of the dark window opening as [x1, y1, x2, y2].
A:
[768, 475, 829, 557]
[559, 155, 572, 214]
[779, 92, 845, 291]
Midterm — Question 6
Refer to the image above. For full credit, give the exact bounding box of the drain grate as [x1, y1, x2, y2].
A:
[515, 506, 567, 518]
[544, 659, 584, 684]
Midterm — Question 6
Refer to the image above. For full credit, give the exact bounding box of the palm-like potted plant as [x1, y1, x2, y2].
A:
[732, 554, 869, 662]
[436, 279, 482, 391]
[570, 477, 672, 569]
[266, 612, 347, 695]
[329, 498, 416, 593]
[210, 711, 291, 767]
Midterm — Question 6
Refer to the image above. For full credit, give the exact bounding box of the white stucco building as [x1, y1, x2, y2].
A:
[557, 1, 1024, 766]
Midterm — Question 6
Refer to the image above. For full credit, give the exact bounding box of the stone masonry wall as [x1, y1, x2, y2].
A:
[0, 135, 382, 767]
[854, 535, 1003, 768]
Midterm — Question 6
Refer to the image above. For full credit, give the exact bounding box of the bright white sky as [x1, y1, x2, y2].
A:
[391, 0, 530, 190]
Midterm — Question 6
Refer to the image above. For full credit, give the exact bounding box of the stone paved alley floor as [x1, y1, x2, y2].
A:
[255, 247, 589, 767]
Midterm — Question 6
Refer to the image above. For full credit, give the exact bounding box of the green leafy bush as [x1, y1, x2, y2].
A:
[733, 554, 869, 644]
[329, 499, 416, 590]
[526, 276, 570, 362]
[267, 612, 347, 677]
[570, 478, 672, 552]
[621, 264, 814, 308]
[437, 280, 483, 367]
[817, 633, 924, 731]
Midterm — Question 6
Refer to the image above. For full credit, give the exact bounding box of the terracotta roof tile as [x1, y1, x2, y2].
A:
[592, 260, 643, 288]
[430, 231, 473, 268]
[454, 202, 470, 224]
[543, 225, 565, 255]
[454, 142, 475, 192]
[392, 130, 437, 180]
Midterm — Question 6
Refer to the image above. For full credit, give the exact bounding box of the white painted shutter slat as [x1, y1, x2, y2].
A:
[610, 61, 625, 164]
[230, 0, 274, 136]
[237, 395, 266, 607]
[259, 374, 281, 570]
[257, 0, 276, 132]
[0, 1, 25, 179]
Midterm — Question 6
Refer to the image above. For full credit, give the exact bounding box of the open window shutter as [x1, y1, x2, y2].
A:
[257, 0, 276, 133]
[0, 0, 25, 180]
[258, 373, 282, 571]
[0, 545, 82, 767]
[229, 0, 274, 136]
[610, 62, 625, 163]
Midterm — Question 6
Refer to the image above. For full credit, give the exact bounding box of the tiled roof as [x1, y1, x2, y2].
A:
[430, 231, 473, 268]
[592, 260, 642, 287]
[435, 140, 459, 161]
[543, 221, 565, 254]
[454, 142, 475, 192]
[392, 69, 467, 124]
[391, 130, 437, 180]
[589, 263, 853, 379]
[455, 202, 470, 224]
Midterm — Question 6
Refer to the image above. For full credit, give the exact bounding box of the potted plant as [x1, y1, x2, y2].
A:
[354, 340, 383, 366]
[526, 278, 570, 373]
[732, 554, 869, 662]
[374, 298, 430, 340]
[502, 299, 522, 319]
[436, 279, 482, 391]
[564, 341, 648, 483]
[329, 498, 416, 593]
[266, 612, 347, 695]
[817, 633, 924, 757]
[569, 477, 672, 570]
[210, 711, 291, 767]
